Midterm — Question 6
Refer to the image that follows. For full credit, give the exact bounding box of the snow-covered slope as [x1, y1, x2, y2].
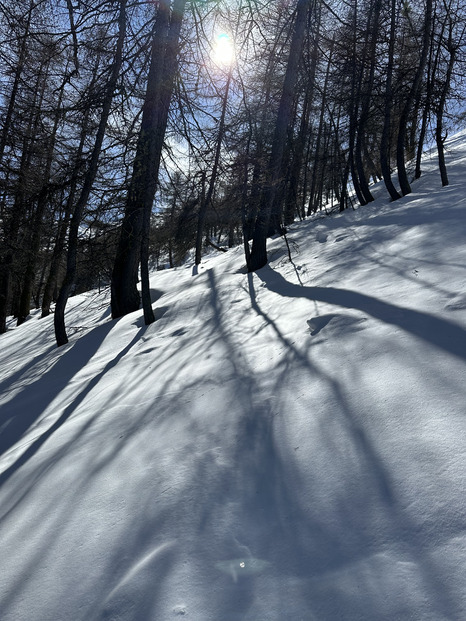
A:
[1, 133, 466, 621]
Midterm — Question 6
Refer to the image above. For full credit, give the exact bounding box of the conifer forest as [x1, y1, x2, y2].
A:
[0, 0, 465, 344]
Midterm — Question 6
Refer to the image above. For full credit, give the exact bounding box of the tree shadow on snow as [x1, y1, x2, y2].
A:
[1, 267, 463, 620]
[123, 269, 459, 620]
[256, 265, 466, 362]
[0, 321, 145, 490]
[234, 267, 465, 619]
[183, 271, 400, 617]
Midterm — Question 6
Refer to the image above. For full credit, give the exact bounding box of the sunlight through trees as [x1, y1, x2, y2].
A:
[0, 0, 465, 337]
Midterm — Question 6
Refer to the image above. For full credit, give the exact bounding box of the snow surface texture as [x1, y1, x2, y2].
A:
[1, 133, 466, 621]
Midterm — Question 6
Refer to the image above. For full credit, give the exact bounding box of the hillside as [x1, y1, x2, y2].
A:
[1, 133, 466, 620]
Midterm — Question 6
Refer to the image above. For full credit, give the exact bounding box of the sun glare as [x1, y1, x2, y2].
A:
[211, 33, 235, 67]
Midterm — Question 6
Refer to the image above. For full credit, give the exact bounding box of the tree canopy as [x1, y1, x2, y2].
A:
[0, 0, 465, 341]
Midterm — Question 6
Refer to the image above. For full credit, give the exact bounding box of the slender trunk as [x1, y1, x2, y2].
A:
[55, 0, 127, 345]
[0, 0, 34, 164]
[285, 90, 310, 224]
[17, 64, 65, 326]
[346, 0, 366, 208]
[0, 131, 31, 333]
[195, 69, 232, 265]
[0, 58, 44, 332]
[285, 4, 321, 223]
[42, 115, 89, 317]
[240, 126, 255, 264]
[436, 23, 456, 187]
[396, 0, 432, 196]
[308, 34, 333, 215]
[248, 0, 311, 271]
[415, 4, 443, 180]
[354, 0, 382, 205]
[380, 0, 401, 200]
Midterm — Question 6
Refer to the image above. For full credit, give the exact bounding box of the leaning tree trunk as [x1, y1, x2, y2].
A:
[42, 101, 91, 318]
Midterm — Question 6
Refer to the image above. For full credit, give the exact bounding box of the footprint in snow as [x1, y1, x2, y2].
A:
[307, 313, 367, 337]
[171, 328, 187, 337]
[445, 293, 466, 311]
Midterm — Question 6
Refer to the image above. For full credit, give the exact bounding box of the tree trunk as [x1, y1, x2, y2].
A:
[248, 0, 311, 272]
[354, 0, 382, 205]
[435, 20, 456, 187]
[285, 3, 321, 223]
[111, 0, 186, 320]
[17, 63, 66, 326]
[307, 33, 333, 215]
[396, 0, 432, 196]
[0, 56, 44, 333]
[380, 0, 401, 200]
[0, 0, 34, 164]
[55, 0, 127, 346]
[41, 115, 89, 318]
[195, 69, 232, 265]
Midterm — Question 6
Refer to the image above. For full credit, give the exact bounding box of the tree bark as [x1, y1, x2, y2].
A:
[308, 33, 333, 215]
[111, 0, 186, 321]
[248, 0, 311, 272]
[435, 16, 456, 187]
[396, 0, 432, 196]
[354, 0, 382, 205]
[380, 0, 402, 200]
[55, 0, 127, 346]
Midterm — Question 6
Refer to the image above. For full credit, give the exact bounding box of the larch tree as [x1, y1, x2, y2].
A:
[111, 0, 187, 322]
[396, 0, 433, 196]
[54, 0, 127, 346]
[247, 0, 313, 272]
[380, 0, 402, 200]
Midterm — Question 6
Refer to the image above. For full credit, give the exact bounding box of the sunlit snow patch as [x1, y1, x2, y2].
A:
[215, 557, 271, 582]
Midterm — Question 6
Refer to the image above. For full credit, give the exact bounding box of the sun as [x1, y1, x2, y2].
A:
[211, 32, 235, 67]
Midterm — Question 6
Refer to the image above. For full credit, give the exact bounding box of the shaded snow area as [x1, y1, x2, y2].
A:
[1, 133, 466, 621]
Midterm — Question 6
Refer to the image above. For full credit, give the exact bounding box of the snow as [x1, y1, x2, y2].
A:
[1, 133, 466, 620]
